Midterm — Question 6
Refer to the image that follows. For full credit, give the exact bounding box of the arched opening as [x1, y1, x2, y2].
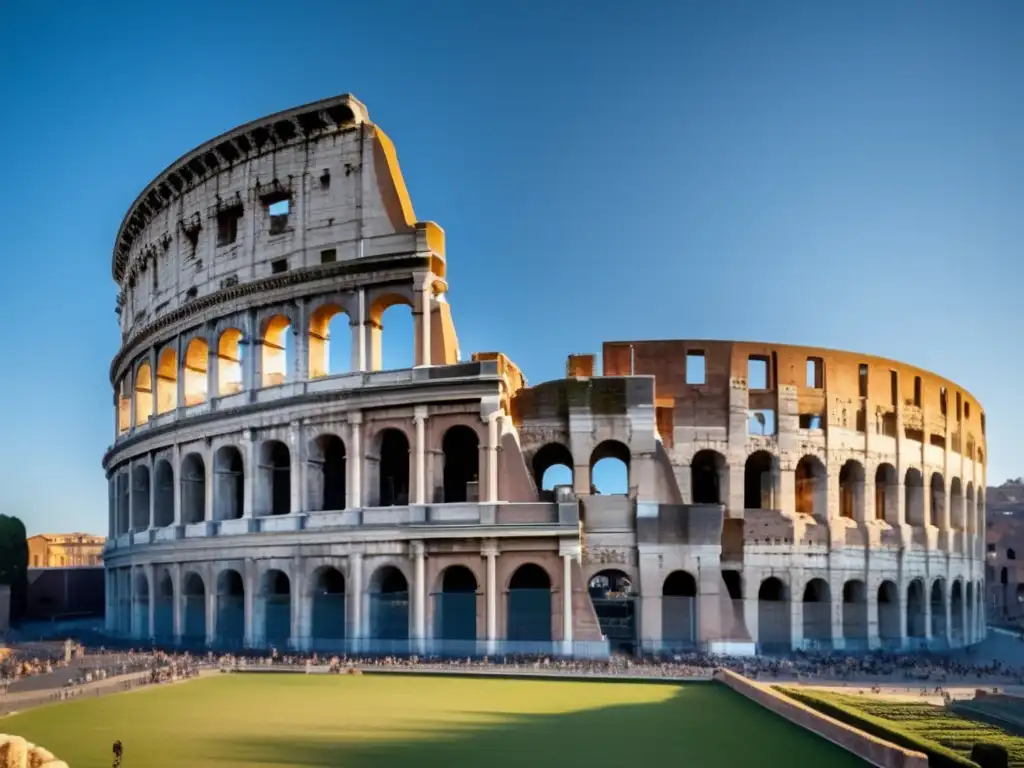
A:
[931, 579, 947, 643]
[213, 446, 244, 521]
[842, 580, 868, 647]
[134, 361, 153, 425]
[310, 567, 346, 645]
[180, 453, 206, 525]
[308, 303, 352, 378]
[131, 465, 150, 532]
[839, 460, 865, 520]
[261, 570, 291, 646]
[216, 569, 245, 647]
[930, 473, 945, 527]
[877, 581, 900, 647]
[217, 328, 244, 396]
[182, 572, 206, 644]
[258, 441, 291, 516]
[156, 347, 178, 414]
[532, 443, 574, 498]
[435, 566, 478, 646]
[507, 564, 552, 646]
[661, 571, 697, 649]
[951, 580, 964, 645]
[442, 426, 480, 503]
[802, 578, 832, 648]
[117, 376, 131, 433]
[153, 459, 174, 527]
[306, 434, 346, 512]
[966, 483, 976, 534]
[588, 569, 636, 654]
[758, 577, 790, 652]
[261, 314, 292, 387]
[795, 456, 826, 517]
[372, 298, 415, 371]
[183, 338, 209, 405]
[904, 468, 924, 526]
[875, 464, 898, 523]
[950, 478, 964, 531]
[369, 566, 409, 643]
[132, 571, 149, 639]
[375, 429, 409, 507]
[907, 579, 926, 639]
[154, 570, 174, 641]
[590, 440, 630, 495]
[744, 451, 774, 509]
[691, 450, 725, 504]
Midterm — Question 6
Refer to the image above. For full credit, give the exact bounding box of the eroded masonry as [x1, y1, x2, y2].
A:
[102, 94, 986, 656]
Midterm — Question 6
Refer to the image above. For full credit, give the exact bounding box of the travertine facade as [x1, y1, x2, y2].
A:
[28, 534, 104, 568]
[102, 95, 986, 656]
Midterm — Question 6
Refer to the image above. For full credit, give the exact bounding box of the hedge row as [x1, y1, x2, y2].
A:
[774, 687, 979, 768]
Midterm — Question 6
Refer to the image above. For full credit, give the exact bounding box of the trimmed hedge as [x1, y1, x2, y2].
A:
[775, 687, 979, 768]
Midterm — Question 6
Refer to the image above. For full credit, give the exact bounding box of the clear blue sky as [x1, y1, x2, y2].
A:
[1, 1, 1021, 535]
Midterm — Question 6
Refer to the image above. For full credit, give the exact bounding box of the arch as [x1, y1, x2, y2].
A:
[216, 569, 245, 646]
[156, 346, 178, 414]
[758, 577, 790, 651]
[904, 468, 924, 526]
[907, 578, 926, 639]
[842, 580, 868, 647]
[966, 483, 976, 534]
[308, 303, 352, 378]
[875, 463, 898, 523]
[217, 328, 244, 396]
[442, 425, 480, 503]
[306, 434, 346, 512]
[951, 579, 964, 645]
[931, 579, 947, 643]
[795, 455, 826, 517]
[507, 563, 552, 644]
[588, 569, 637, 654]
[180, 453, 206, 525]
[532, 443, 573, 496]
[877, 581, 900, 647]
[375, 429, 409, 507]
[258, 440, 291, 516]
[930, 472, 945, 527]
[950, 477, 964, 531]
[369, 294, 415, 371]
[213, 445, 244, 521]
[662, 570, 697, 649]
[130, 464, 150, 532]
[154, 570, 174, 641]
[435, 565, 478, 645]
[183, 337, 209, 405]
[691, 450, 726, 505]
[310, 566, 346, 644]
[153, 459, 174, 527]
[182, 572, 206, 643]
[261, 314, 292, 387]
[117, 376, 131, 433]
[369, 565, 409, 642]
[590, 440, 630, 495]
[260, 569, 291, 645]
[802, 578, 832, 647]
[134, 361, 153, 425]
[132, 570, 150, 638]
[744, 451, 774, 509]
[839, 460, 865, 520]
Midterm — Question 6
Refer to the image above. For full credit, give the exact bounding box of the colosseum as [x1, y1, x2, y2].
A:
[102, 94, 987, 657]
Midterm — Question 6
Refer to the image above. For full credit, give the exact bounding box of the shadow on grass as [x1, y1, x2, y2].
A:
[210, 685, 869, 768]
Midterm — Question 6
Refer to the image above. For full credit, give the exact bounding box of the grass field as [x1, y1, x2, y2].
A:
[2, 674, 867, 767]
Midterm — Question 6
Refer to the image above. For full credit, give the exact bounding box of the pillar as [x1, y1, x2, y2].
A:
[289, 421, 302, 514]
[413, 272, 432, 367]
[172, 563, 183, 642]
[290, 561, 305, 651]
[243, 559, 256, 647]
[482, 540, 498, 653]
[242, 430, 255, 517]
[205, 581, 216, 646]
[562, 553, 574, 654]
[414, 407, 427, 505]
[347, 412, 363, 509]
[128, 565, 136, 637]
[350, 288, 367, 373]
[349, 552, 363, 650]
[486, 413, 500, 503]
[172, 444, 182, 525]
[147, 457, 156, 529]
[412, 541, 426, 650]
[146, 563, 155, 639]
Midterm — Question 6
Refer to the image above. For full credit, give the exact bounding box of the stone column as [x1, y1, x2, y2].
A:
[347, 412, 363, 509]
[482, 540, 498, 653]
[172, 444, 182, 526]
[349, 552, 363, 651]
[205, 579, 216, 647]
[206, 339, 220, 404]
[146, 563, 155, 639]
[172, 563, 183, 642]
[149, 350, 158, 423]
[127, 465, 135, 533]
[204, 449, 214, 523]
[243, 559, 256, 647]
[147, 457, 156, 529]
[289, 421, 302, 514]
[486, 413, 500, 503]
[104, 570, 114, 633]
[562, 553, 574, 654]
[413, 407, 427, 505]
[413, 272, 432, 367]
[290, 560, 305, 651]
[350, 288, 367, 373]
[242, 430, 255, 518]
[412, 541, 426, 652]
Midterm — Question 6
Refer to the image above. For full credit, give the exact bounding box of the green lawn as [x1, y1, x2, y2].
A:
[3, 674, 866, 767]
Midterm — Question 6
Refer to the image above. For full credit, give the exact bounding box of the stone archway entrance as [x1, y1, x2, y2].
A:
[588, 569, 637, 655]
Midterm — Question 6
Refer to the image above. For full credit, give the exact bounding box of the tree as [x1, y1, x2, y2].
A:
[0, 515, 28, 622]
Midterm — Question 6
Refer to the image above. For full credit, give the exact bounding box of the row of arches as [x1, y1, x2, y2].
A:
[111, 425, 482, 534]
[119, 300, 416, 431]
[532, 441, 632, 496]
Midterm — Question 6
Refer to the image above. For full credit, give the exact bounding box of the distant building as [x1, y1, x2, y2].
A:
[988, 479, 1024, 521]
[984, 481, 1024, 622]
[28, 533, 105, 569]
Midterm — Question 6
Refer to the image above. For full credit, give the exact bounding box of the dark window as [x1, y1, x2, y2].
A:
[806, 357, 823, 388]
[320, 248, 337, 264]
[268, 198, 290, 235]
[858, 363, 868, 398]
[890, 370, 898, 406]
[913, 376, 922, 407]
[271, 259, 288, 274]
[216, 207, 242, 246]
